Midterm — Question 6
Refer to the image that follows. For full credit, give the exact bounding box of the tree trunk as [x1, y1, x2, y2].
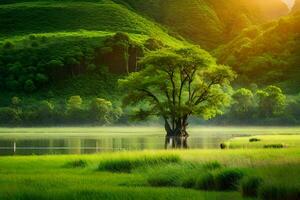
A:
[164, 119, 189, 149]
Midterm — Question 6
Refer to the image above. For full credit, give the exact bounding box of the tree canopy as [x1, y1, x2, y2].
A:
[119, 47, 236, 143]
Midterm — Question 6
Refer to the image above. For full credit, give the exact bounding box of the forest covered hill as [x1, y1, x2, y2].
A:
[0, 0, 185, 101]
[0, 0, 299, 125]
[214, 12, 300, 93]
[117, 0, 289, 49]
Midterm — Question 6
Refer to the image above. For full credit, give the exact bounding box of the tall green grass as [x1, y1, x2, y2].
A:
[98, 154, 180, 172]
[0, 149, 299, 199]
[225, 135, 300, 149]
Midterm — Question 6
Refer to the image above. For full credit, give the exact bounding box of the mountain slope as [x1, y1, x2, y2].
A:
[0, 1, 179, 44]
[214, 12, 300, 93]
[0, 0, 185, 99]
[0, 0, 295, 99]
[116, 0, 289, 49]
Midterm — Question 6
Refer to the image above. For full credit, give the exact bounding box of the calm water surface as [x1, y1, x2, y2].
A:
[0, 127, 299, 155]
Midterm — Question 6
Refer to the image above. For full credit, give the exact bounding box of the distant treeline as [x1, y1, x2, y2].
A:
[1, 85, 300, 126]
[0, 96, 122, 126]
[211, 85, 300, 125]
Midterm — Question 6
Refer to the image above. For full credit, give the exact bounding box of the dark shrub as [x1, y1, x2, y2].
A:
[147, 165, 182, 187]
[3, 41, 14, 49]
[215, 168, 244, 191]
[40, 36, 48, 43]
[144, 38, 164, 50]
[259, 185, 300, 200]
[113, 32, 130, 42]
[181, 176, 197, 188]
[249, 138, 261, 142]
[241, 176, 263, 197]
[0, 107, 20, 125]
[29, 34, 36, 40]
[99, 159, 133, 173]
[31, 41, 39, 47]
[148, 172, 181, 187]
[196, 173, 215, 190]
[203, 161, 222, 170]
[263, 144, 284, 149]
[65, 159, 87, 168]
[98, 155, 180, 173]
[220, 143, 227, 149]
[24, 80, 36, 92]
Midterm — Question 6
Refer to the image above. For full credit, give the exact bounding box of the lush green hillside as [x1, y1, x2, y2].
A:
[214, 12, 300, 93]
[0, 0, 290, 99]
[0, 0, 188, 126]
[117, 0, 289, 49]
[0, 0, 298, 125]
[0, 1, 182, 43]
[0, 0, 185, 99]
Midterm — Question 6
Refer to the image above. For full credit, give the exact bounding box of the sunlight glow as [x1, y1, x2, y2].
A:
[282, 0, 295, 9]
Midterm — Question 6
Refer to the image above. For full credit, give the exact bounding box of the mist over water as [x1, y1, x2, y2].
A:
[1, 126, 300, 155]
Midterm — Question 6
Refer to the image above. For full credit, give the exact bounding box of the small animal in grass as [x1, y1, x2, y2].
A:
[249, 138, 261, 143]
[220, 143, 227, 149]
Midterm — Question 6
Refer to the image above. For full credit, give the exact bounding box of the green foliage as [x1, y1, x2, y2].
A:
[241, 176, 263, 197]
[0, 96, 123, 125]
[256, 85, 286, 117]
[215, 13, 300, 93]
[0, 0, 297, 126]
[147, 165, 183, 187]
[195, 173, 215, 190]
[24, 79, 36, 92]
[11, 96, 21, 107]
[0, 1, 177, 41]
[120, 0, 288, 49]
[119, 47, 235, 131]
[66, 96, 85, 123]
[144, 38, 164, 51]
[224, 135, 300, 149]
[64, 159, 87, 168]
[0, 0, 184, 99]
[89, 98, 122, 124]
[98, 155, 180, 173]
[202, 161, 222, 170]
[218, 85, 293, 125]
[231, 88, 255, 118]
[67, 96, 83, 110]
[0, 148, 299, 199]
[259, 184, 300, 200]
[215, 168, 244, 191]
[0, 107, 20, 125]
[2, 40, 14, 49]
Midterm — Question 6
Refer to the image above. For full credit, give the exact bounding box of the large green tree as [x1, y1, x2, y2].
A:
[119, 47, 236, 148]
[256, 85, 286, 117]
[89, 98, 122, 125]
[231, 88, 255, 120]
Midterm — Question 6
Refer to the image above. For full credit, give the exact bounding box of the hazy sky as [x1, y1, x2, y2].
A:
[282, 0, 295, 9]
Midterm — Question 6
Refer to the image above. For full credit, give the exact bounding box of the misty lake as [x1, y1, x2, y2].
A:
[0, 127, 300, 156]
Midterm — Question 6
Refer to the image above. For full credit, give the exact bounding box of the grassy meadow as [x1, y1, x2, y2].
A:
[225, 135, 300, 149]
[0, 127, 299, 199]
[0, 148, 300, 200]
